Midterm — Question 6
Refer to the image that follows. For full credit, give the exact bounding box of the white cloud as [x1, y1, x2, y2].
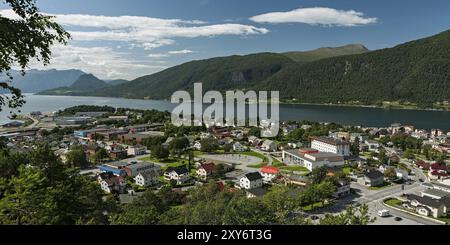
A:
[168, 49, 194, 55]
[0, 8, 268, 79]
[0, 9, 268, 48]
[148, 53, 170, 59]
[27, 45, 167, 80]
[250, 7, 377, 27]
[148, 49, 194, 59]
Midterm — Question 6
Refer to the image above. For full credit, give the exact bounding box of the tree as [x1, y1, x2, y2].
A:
[309, 166, 328, 184]
[223, 143, 232, 153]
[93, 148, 109, 163]
[384, 167, 397, 181]
[150, 145, 169, 159]
[319, 204, 375, 225]
[351, 137, 360, 156]
[0, 0, 70, 112]
[247, 127, 261, 137]
[403, 149, 416, 160]
[200, 138, 219, 153]
[66, 146, 90, 168]
[0, 145, 110, 225]
[168, 137, 189, 156]
[378, 149, 389, 165]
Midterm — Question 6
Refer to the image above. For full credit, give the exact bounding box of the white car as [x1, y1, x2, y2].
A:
[378, 209, 390, 217]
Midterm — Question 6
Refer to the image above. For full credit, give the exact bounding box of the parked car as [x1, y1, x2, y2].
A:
[378, 209, 390, 217]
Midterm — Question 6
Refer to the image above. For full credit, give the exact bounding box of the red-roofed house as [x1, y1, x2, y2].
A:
[429, 163, 448, 180]
[196, 162, 216, 180]
[415, 160, 430, 170]
[260, 166, 280, 183]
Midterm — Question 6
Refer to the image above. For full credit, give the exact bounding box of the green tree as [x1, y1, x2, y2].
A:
[93, 148, 109, 163]
[309, 166, 328, 184]
[319, 204, 375, 225]
[66, 146, 90, 168]
[151, 145, 169, 159]
[0, 145, 109, 225]
[403, 149, 416, 160]
[0, 0, 70, 112]
[384, 167, 397, 181]
[200, 138, 219, 153]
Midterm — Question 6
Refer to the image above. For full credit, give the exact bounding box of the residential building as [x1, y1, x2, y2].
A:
[365, 140, 380, 152]
[107, 144, 128, 160]
[259, 166, 280, 183]
[428, 163, 448, 180]
[261, 140, 277, 152]
[99, 175, 126, 194]
[283, 174, 310, 187]
[405, 194, 449, 218]
[233, 142, 246, 152]
[246, 187, 267, 198]
[127, 145, 147, 156]
[311, 136, 350, 156]
[196, 162, 216, 180]
[332, 180, 351, 198]
[282, 148, 345, 171]
[134, 171, 159, 187]
[358, 170, 384, 187]
[239, 172, 264, 190]
[124, 162, 160, 177]
[164, 167, 190, 185]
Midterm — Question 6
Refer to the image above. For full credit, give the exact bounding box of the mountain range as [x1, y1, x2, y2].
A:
[0, 69, 85, 93]
[30, 29, 450, 108]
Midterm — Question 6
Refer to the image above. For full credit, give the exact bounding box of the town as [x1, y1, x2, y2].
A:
[1, 105, 449, 225]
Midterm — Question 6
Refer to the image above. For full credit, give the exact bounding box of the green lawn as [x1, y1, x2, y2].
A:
[280, 165, 310, 172]
[240, 151, 269, 163]
[384, 198, 403, 207]
[342, 167, 352, 175]
[248, 163, 269, 168]
[369, 182, 393, 190]
[302, 201, 331, 212]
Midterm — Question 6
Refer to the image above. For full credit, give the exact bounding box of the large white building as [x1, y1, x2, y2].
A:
[282, 148, 345, 171]
[311, 137, 351, 156]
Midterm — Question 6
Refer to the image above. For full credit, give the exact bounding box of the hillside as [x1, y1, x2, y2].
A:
[283, 44, 369, 63]
[0, 69, 85, 93]
[259, 29, 450, 108]
[38, 74, 109, 95]
[80, 29, 450, 108]
[88, 53, 295, 99]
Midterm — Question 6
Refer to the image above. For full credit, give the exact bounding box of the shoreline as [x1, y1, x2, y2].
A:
[32, 93, 450, 112]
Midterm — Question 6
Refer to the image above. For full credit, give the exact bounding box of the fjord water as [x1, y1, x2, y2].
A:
[1, 94, 450, 131]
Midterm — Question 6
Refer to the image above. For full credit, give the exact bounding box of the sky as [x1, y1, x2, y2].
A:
[1, 0, 450, 80]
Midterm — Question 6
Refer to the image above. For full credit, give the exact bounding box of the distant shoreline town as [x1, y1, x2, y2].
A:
[1, 105, 449, 225]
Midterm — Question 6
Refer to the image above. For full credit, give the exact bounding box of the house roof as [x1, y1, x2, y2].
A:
[166, 167, 189, 175]
[244, 172, 263, 181]
[406, 194, 445, 209]
[312, 136, 350, 146]
[430, 163, 448, 171]
[260, 166, 279, 175]
[246, 187, 267, 197]
[200, 162, 216, 172]
[364, 170, 384, 179]
[421, 189, 450, 199]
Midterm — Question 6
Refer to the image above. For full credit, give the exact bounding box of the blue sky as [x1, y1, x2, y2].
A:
[1, 0, 450, 80]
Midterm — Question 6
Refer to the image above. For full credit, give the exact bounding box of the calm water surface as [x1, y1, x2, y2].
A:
[1, 94, 449, 131]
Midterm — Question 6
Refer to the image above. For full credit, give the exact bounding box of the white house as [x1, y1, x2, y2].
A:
[134, 171, 159, 187]
[164, 167, 190, 185]
[239, 172, 264, 190]
[196, 162, 216, 180]
[193, 141, 202, 150]
[261, 140, 277, 152]
[259, 166, 279, 183]
[100, 176, 126, 194]
[127, 145, 147, 156]
[365, 140, 380, 152]
[311, 137, 350, 156]
[233, 142, 246, 152]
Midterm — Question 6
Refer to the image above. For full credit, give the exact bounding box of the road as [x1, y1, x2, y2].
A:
[24, 115, 39, 128]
